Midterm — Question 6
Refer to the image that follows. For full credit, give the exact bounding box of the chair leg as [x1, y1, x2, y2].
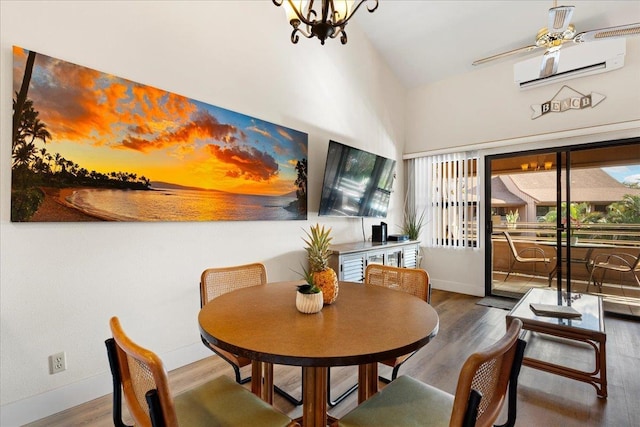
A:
[231, 360, 302, 405]
[327, 367, 358, 407]
[274, 367, 303, 406]
[275, 385, 303, 406]
[504, 260, 516, 282]
[379, 363, 402, 384]
[105, 339, 133, 427]
[495, 338, 527, 427]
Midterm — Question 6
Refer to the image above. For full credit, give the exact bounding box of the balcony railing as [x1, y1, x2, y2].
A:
[492, 222, 640, 288]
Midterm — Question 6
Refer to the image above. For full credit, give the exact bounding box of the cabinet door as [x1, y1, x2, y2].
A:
[402, 244, 419, 268]
[385, 249, 403, 267]
[341, 253, 366, 282]
[366, 251, 385, 266]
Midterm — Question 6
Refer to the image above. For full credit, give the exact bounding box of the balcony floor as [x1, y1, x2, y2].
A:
[492, 271, 640, 318]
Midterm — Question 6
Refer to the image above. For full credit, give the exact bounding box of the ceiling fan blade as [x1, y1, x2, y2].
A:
[574, 22, 640, 43]
[472, 44, 540, 66]
[548, 6, 575, 34]
[540, 48, 561, 78]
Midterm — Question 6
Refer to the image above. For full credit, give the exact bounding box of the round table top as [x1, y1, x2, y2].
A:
[198, 281, 439, 367]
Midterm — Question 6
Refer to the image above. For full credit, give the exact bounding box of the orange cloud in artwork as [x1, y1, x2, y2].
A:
[119, 110, 240, 153]
[207, 144, 279, 182]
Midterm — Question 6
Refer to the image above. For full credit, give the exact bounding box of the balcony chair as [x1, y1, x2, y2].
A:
[332, 318, 526, 427]
[105, 316, 297, 427]
[200, 263, 302, 406]
[503, 231, 552, 285]
[326, 264, 431, 407]
[587, 252, 640, 292]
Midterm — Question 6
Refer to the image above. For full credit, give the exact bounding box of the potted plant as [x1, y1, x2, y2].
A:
[302, 224, 339, 304]
[401, 207, 426, 241]
[506, 210, 519, 229]
[296, 268, 323, 314]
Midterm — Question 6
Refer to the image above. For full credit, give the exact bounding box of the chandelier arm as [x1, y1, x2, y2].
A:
[335, 28, 347, 44]
[341, 0, 379, 24]
[291, 26, 312, 44]
[280, 0, 316, 27]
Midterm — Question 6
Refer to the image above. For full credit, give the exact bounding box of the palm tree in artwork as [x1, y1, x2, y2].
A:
[13, 49, 36, 145]
[294, 158, 307, 215]
[12, 141, 37, 168]
[27, 118, 51, 146]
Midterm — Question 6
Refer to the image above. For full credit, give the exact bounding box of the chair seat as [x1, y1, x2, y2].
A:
[175, 375, 292, 427]
[337, 376, 454, 427]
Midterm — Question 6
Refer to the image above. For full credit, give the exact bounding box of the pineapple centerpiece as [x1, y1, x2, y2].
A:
[302, 223, 339, 304]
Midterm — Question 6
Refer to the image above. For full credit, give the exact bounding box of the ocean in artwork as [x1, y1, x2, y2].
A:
[65, 187, 301, 222]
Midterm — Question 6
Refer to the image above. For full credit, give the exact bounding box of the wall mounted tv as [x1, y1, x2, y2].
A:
[319, 140, 396, 218]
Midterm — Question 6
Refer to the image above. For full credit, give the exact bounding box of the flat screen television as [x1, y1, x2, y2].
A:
[319, 141, 396, 218]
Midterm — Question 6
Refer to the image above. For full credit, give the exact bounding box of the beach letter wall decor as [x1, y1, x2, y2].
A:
[11, 46, 308, 222]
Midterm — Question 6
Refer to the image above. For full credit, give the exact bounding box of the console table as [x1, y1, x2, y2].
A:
[328, 240, 420, 282]
[506, 288, 607, 397]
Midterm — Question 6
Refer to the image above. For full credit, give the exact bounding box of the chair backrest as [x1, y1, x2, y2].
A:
[109, 316, 177, 427]
[200, 263, 267, 307]
[364, 264, 430, 303]
[503, 231, 518, 257]
[450, 318, 524, 427]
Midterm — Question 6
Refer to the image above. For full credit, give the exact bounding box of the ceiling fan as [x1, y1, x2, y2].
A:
[472, 1, 640, 78]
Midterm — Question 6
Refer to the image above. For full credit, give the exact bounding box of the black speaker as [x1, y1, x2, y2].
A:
[372, 222, 387, 243]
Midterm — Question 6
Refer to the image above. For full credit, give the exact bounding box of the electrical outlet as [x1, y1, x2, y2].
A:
[49, 352, 66, 374]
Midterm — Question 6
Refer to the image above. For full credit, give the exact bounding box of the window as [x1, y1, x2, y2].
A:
[407, 152, 479, 248]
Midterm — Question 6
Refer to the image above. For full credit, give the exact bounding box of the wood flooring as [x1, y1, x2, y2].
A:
[26, 290, 640, 427]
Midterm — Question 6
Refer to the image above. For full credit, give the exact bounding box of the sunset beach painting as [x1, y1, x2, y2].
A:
[11, 46, 307, 222]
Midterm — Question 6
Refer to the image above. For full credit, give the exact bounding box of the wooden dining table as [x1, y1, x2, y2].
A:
[198, 280, 440, 427]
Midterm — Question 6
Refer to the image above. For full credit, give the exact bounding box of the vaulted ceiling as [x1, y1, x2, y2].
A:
[353, 1, 640, 88]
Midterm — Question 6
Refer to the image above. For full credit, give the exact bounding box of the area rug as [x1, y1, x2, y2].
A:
[476, 296, 518, 311]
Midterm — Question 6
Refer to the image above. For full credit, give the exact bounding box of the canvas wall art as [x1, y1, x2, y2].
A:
[11, 46, 308, 222]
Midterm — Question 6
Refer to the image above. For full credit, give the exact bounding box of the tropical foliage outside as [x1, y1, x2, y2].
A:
[541, 197, 640, 241]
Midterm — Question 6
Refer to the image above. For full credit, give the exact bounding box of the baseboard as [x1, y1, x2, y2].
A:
[0, 342, 210, 426]
[432, 279, 484, 297]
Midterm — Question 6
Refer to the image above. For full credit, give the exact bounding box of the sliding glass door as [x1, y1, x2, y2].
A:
[485, 138, 640, 315]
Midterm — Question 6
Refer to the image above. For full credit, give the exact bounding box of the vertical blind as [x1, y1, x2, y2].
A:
[407, 151, 479, 248]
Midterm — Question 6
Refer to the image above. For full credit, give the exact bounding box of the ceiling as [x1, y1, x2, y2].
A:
[352, 1, 640, 88]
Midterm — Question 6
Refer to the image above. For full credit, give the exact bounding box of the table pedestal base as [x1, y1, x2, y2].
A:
[252, 362, 380, 426]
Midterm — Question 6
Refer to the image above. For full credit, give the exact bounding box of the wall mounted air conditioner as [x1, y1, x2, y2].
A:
[514, 38, 626, 90]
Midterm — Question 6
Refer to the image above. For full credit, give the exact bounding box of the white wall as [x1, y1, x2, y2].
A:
[0, 1, 406, 424]
[406, 37, 640, 297]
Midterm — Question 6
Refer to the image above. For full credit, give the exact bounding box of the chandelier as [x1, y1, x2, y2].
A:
[272, 0, 379, 45]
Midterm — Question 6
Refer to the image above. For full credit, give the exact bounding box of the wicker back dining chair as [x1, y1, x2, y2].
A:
[332, 318, 526, 427]
[200, 263, 302, 406]
[200, 263, 266, 386]
[106, 316, 297, 427]
[326, 264, 431, 407]
[365, 264, 431, 382]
